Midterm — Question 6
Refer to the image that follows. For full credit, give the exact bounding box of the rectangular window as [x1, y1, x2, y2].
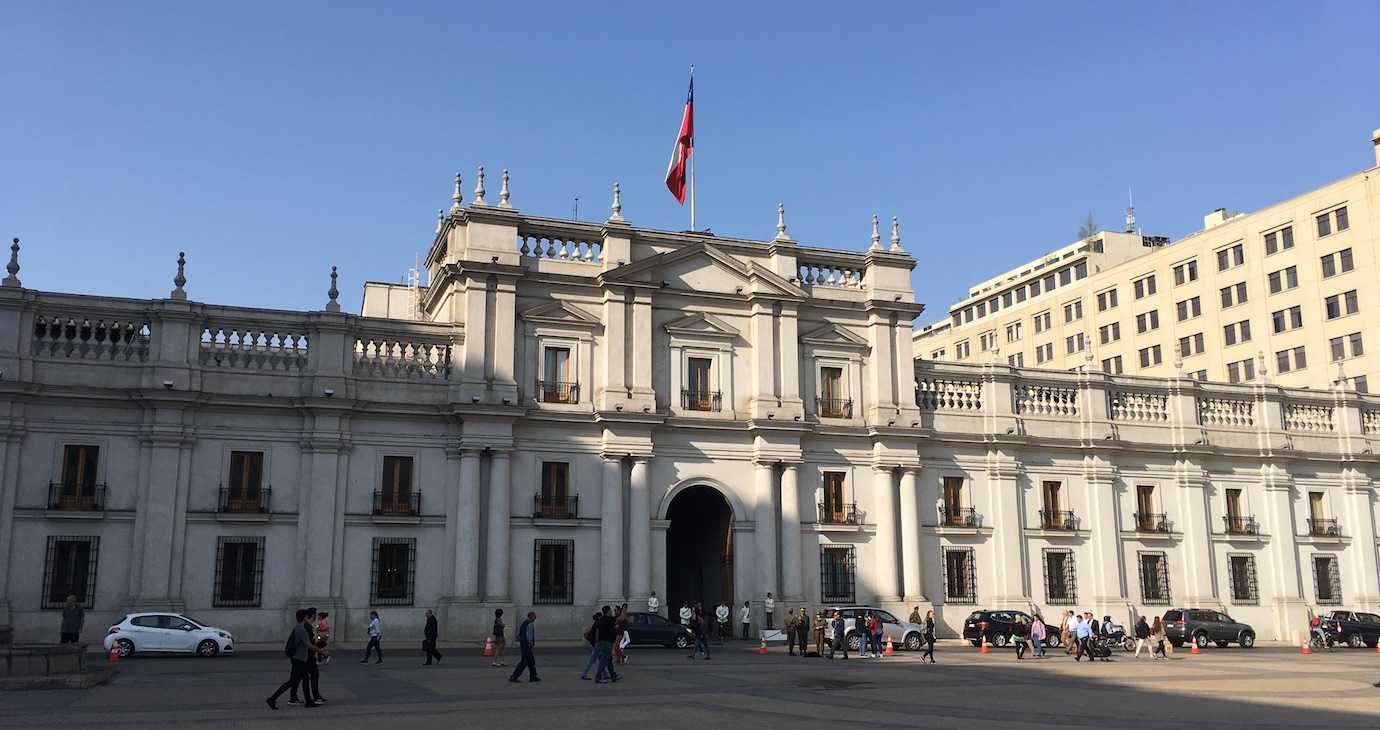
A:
[942, 548, 977, 604]
[1002, 291, 1013, 308]
[534, 539, 574, 604]
[1138, 551, 1171, 605]
[42, 536, 99, 609]
[1176, 296, 1201, 321]
[976, 301, 986, 318]
[1173, 260, 1198, 285]
[1043, 549, 1077, 605]
[821, 546, 857, 604]
[1059, 268, 1072, 286]
[1355, 375, 1369, 393]
[1044, 274, 1056, 292]
[224, 450, 265, 512]
[1096, 289, 1118, 312]
[954, 341, 970, 360]
[1313, 554, 1342, 605]
[378, 455, 415, 514]
[536, 461, 573, 518]
[1075, 261, 1088, 279]
[56, 444, 101, 509]
[541, 346, 576, 403]
[1216, 243, 1244, 271]
[1138, 345, 1162, 368]
[1005, 322, 1022, 342]
[1222, 320, 1251, 347]
[978, 331, 997, 352]
[1227, 358, 1256, 383]
[1336, 206, 1349, 231]
[371, 537, 416, 605]
[1178, 333, 1205, 358]
[1268, 266, 1298, 294]
[1063, 300, 1083, 323]
[1272, 305, 1303, 333]
[1349, 332, 1364, 358]
[1007, 352, 1024, 367]
[1133, 274, 1157, 299]
[1325, 290, 1360, 319]
[1033, 311, 1051, 333]
[1035, 343, 1053, 364]
[1098, 322, 1120, 345]
[988, 297, 999, 314]
[213, 536, 264, 607]
[942, 476, 964, 520]
[963, 308, 973, 323]
[1015, 287, 1027, 303]
[1220, 282, 1248, 308]
[686, 356, 715, 409]
[819, 366, 848, 417]
[1188, 369, 1207, 381]
[1276, 346, 1307, 374]
[1265, 226, 1294, 255]
[1228, 555, 1258, 605]
[1135, 310, 1160, 333]
[1064, 333, 1085, 354]
[1101, 356, 1123, 374]
[822, 472, 847, 524]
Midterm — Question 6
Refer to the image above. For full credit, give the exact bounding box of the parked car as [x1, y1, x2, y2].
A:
[621, 611, 694, 649]
[1317, 610, 1380, 648]
[961, 610, 1062, 648]
[103, 613, 235, 657]
[826, 606, 925, 651]
[1162, 608, 1255, 649]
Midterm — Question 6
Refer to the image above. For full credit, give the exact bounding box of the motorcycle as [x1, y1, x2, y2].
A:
[1102, 623, 1136, 652]
[1307, 618, 1338, 651]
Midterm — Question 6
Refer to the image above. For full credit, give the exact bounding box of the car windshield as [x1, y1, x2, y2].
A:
[967, 612, 982, 621]
[877, 611, 898, 623]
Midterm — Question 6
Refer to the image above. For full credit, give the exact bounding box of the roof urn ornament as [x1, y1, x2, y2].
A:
[607, 182, 625, 222]
[473, 166, 487, 206]
[326, 266, 341, 312]
[868, 213, 883, 252]
[435, 208, 444, 234]
[774, 203, 792, 241]
[2, 237, 19, 287]
[449, 172, 463, 214]
[170, 251, 187, 300]
[889, 216, 903, 252]
[499, 169, 511, 208]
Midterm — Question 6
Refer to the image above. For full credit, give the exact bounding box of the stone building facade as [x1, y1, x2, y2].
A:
[0, 175, 1377, 647]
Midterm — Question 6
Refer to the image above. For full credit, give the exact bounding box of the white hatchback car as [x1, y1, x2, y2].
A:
[104, 613, 235, 657]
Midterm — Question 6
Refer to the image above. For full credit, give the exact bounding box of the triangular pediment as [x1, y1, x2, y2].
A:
[521, 300, 601, 327]
[601, 242, 805, 298]
[663, 312, 740, 339]
[800, 322, 869, 349]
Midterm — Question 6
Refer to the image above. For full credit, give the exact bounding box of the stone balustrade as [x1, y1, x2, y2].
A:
[798, 260, 865, 288]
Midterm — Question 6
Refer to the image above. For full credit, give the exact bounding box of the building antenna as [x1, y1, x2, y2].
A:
[1125, 188, 1137, 234]
[572, 197, 579, 221]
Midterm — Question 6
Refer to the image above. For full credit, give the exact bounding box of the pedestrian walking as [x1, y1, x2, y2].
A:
[795, 608, 809, 658]
[616, 606, 632, 664]
[716, 601, 730, 641]
[921, 610, 936, 664]
[507, 611, 540, 683]
[647, 590, 660, 616]
[491, 608, 507, 667]
[1150, 617, 1167, 660]
[740, 601, 751, 640]
[812, 611, 827, 656]
[360, 611, 382, 664]
[59, 594, 83, 644]
[680, 601, 694, 628]
[764, 592, 775, 630]
[613, 606, 627, 664]
[593, 605, 621, 684]
[1066, 612, 1081, 658]
[1013, 615, 1029, 660]
[315, 612, 331, 665]
[422, 609, 443, 665]
[266, 609, 318, 710]
[1030, 613, 1047, 658]
[688, 608, 712, 660]
[870, 612, 884, 659]
[858, 612, 871, 658]
[1133, 616, 1151, 658]
[827, 611, 848, 660]
[1060, 610, 1073, 654]
[294, 607, 327, 705]
[1074, 613, 1093, 662]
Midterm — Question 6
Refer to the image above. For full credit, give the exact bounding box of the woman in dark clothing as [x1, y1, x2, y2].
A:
[921, 610, 936, 664]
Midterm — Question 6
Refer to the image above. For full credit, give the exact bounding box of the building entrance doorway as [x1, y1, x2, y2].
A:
[665, 486, 734, 626]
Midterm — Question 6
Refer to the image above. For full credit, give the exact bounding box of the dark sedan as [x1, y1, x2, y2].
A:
[962, 610, 1062, 648]
[1163, 608, 1255, 648]
[622, 611, 694, 649]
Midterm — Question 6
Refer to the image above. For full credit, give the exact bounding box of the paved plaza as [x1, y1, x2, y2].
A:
[4, 641, 1379, 729]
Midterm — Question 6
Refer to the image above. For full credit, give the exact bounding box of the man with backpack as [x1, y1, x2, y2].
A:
[266, 609, 318, 710]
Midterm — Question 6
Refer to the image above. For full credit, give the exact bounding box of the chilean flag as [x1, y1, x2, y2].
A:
[664, 75, 694, 204]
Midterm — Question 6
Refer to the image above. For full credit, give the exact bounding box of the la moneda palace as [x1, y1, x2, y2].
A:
[1, 130, 1379, 648]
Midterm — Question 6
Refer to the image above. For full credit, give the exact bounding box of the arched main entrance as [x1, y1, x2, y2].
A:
[665, 485, 734, 622]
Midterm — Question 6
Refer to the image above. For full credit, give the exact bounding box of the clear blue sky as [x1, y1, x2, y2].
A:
[4, 1, 1378, 323]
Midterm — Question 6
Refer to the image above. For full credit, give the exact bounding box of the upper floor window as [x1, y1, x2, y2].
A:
[536, 462, 575, 518]
[1267, 266, 1298, 294]
[1096, 288, 1118, 312]
[1178, 332, 1205, 357]
[1063, 300, 1083, 323]
[1101, 356, 1123, 374]
[1135, 310, 1160, 334]
[1098, 322, 1120, 345]
[1064, 333, 1085, 354]
[1275, 345, 1307, 374]
[1324, 290, 1359, 320]
[1222, 320, 1252, 347]
[1005, 322, 1022, 342]
[1226, 358, 1255, 383]
[1007, 352, 1024, 367]
[1138, 345, 1162, 369]
[1035, 343, 1054, 364]
[539, 346, 578, 403]
[978, 331, 998, 352]
[222, 451, 267, 513]
[1272, 305, 1303, 333]
[1216, 243, 1244, 271]
[1172, 260, 1198, 285]
[1329, 332, 1364, 361]
[1320, 248, 1354, 278]
[820, 472, 853, 525]
[1133, 274, 1157, 299]
[53, 445, 102, 511]
[376, 455, 418, 516]
[818, 366, 851, 418]
[684, 357, 718, 410]
[1316, 206, 1348, 237]
[955, 341, 971, 360]
[1002, 291, 1013, 308]
[1220, 282, 1248, 309]
[1264, 226, 1294, 255]
[1033, 311, 1052, 333]
[930, 348, 945, 360]
[1176, 296, 1201, 321]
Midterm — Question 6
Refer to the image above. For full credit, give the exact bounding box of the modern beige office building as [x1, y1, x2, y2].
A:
[915, 129, 1380, 392]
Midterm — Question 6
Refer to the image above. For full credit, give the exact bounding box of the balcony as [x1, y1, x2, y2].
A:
[218, 486, 271, 514]
[1223, 515, 1259, 535]
[1039, 510, 1078, 530]
[373, 490, 421, 517]
[533, 494, 579, 519]
[817, 502, 865, 526]
[817, 397, 854, 419]
[536, 380, 579, 404]
[1308, 518, 1342, 537]
[1133, 512, 1171, 533]
[681, 389, 721, 412]
[939, 506, 978, 527]
[47, 482, 106, 512]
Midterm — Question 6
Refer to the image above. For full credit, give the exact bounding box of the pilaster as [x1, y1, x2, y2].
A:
[1084, 456, 1130, 619]
[1174, 460, 1217, 606]
[985, 451, 1026, 608]
[484, 448, 512, 602]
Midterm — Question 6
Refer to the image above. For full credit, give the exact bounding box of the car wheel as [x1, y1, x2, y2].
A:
[992, 634, 1008, 648]
[1045, 635, 1061, 649]
[1193, 633, 1209, 649]
[115, 638, 135, 658]
[904, 633, 922, 651]
[1239, 632, 1255, 649]
[674, 635, 690, 650]
[1347, 633, 1364, 649]
[1122, 637, 1136, 652]
[847, 634, 861, 651]
[196, 639, 219, 657]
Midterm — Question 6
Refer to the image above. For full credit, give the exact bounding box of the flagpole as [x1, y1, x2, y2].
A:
[689, 65, 696, 232]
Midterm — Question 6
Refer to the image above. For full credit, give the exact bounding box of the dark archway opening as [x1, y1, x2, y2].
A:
[666, 486, 734, 624]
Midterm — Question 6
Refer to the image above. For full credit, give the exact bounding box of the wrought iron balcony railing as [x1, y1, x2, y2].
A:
[817, 502, 865, 525]
[817, 397, 853, 419]
[681, 389, 721, 412]
[1308, 517, 1342, 537]
[1223, 515, 1259, 535]
[533, 494, 579, 519]
[939, 506, 978, 527]
[218, 486, 271, 513]
[1133, 512, 1171, 533]
[373, 490, 421, 516]
[536, 380, 580, 404]
[1039, 509, 1078, 530]
[48, 482, 106, 511]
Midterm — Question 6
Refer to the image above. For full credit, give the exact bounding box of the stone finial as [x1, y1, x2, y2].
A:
[473, 166, 488, 206]
[170, 251, 187, 300]
[774, 203, 792, 241]
[2, 237, 19, 287]
[326, 265, 341, 312]
[1256, 350, 1269, 383]
[1335, 360, 1348, 387]
[868, 213, 882, 251]
[1173, 342, 1184, 375]
[607, 182, 625, 222]
[450, 172, 463, 214]
[889, 216, 903, 252]
[435, 208, 444, 234]
[499, 169, 511, 208]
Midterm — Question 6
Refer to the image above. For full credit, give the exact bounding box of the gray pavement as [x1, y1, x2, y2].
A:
[4, 641, 1380, 729]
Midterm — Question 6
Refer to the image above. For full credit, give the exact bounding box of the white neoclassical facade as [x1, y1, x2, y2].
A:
[0, 174, 1377, 647]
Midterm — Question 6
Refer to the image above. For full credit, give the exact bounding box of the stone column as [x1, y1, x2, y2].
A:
[455, 448, 482, 599]
[1084, 457, 1128, 617]
[136, 433, 189, 607]
[779, 464, 803, 602]
[628, 457, 651, 603]
[1342, 468, 1380, 610]
[985, 451, 1025, 607]
[753, 462, 778, 606]
[599, 456, 625, 603]
[898, 466, 926, 601]
[484, 450, 512, 602]
[1175, 461, 1216, 606]
[872, 465, 901, 602]
[1261, 463, 1308, 642]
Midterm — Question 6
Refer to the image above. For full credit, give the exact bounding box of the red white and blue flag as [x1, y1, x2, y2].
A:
[664, 74, 694, 205]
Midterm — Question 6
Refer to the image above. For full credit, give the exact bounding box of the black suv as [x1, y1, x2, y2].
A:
[1163, 608, 1255, 649]
[962, 610, 1061, 648]
[1318, 610, 1380, 648]
[622, 612, 694, 649]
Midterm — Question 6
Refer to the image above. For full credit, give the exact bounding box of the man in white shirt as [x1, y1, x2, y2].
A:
[361, 611, 382, 664]
[679, 602, 694, 627]
[715, 602, 730, 640]
[647, 591, 660, 616]
[740, 601, 751, 640]
[764, 592, 775, 630]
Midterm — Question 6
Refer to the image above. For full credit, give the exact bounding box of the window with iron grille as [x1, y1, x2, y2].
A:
[1227, 554, 1258, 605]
[1137, 551, 1171, 605]
[1313, 554, 1342, 605]
[943, 547, 977, 604]
[1042, 549, 1077, 605]
[534, 539, 574, 604]
[213, 536, 265, 607]
[820, 545, 856, 604]
[370, 537, 416, 606]
[42, 536, 99, 609]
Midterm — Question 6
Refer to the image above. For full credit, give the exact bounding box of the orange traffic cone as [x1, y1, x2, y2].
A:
[482, 636, 495, 657]
[107, 645, 119, 664]
[979, 635, 990, 654]
[1190, 641, 1201, 655]
[758, 637, 768, 655]
[884, 637, 895, 656]
[1374, 642, 1380, 654]
[1301, 641, 1312, 656]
